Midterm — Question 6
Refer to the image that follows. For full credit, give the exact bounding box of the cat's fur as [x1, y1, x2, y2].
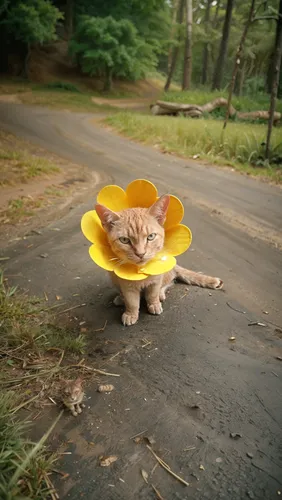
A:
[62, 377, 85, 416]
[96, 195, 223, 326]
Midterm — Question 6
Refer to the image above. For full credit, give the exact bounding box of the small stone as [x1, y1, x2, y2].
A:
[230, 432, 242, 440]
[216, 457, 223, 463]
[199, 464, 205, 470]
[246, 452, 254, 459]
[40, 253, 48, 258]
[247, 491, 255, 499]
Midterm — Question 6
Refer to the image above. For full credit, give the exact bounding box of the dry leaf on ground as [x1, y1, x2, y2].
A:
[99, 455, 118, 467]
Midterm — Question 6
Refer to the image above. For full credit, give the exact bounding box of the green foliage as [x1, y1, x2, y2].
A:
[3, 0, 63, 45]
[0, 390, 59, 500]
[45, 81, 81, 92]
[70, 15, 158, 89]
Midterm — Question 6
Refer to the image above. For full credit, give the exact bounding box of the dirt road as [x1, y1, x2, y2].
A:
[0, 103, 282, 499]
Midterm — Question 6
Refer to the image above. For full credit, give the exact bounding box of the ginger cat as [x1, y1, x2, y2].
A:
[96, 195, 223, 326]
[62, 377, 85, 416]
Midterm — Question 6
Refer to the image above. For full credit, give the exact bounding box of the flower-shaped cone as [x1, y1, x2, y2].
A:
[81, 180, 192, 280]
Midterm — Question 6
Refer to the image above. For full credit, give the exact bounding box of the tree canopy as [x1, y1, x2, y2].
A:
[69, 15, 158, 90]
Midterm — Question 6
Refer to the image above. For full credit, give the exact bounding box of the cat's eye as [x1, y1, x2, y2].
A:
[147, 233, 156, 241]
[119, 236, 130, 244]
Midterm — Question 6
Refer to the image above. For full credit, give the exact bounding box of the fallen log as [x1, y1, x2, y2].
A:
[150, 98, 281, 124]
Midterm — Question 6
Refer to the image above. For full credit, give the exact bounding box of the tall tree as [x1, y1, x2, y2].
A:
[265, 0, 282, 159]
[3, 0, 62, 77]
[212, 0, 234, 89]
[201, 0, 212, 85]
[182, 0, 193, 90]
[65, 0, 73, 39]
[70, 16, 157, 91]
[223, 0, 256, 128]
[164, 0, 184, 91]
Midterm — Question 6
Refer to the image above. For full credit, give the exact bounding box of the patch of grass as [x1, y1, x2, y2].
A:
[1, 196, 44, 223]
[0, 270, 86, 355]
[0, 391, 61, 500]
[19, 88, 116, 112]
[0, 146, 59, 186]
[44, 81, 81, 92]
[105, 112, 282, 183]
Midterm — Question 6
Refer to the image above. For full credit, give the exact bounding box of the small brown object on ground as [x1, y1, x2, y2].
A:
[99, 455, 118, 467]
[141, 469, 149, 483]
[152, 484, 165, 500]
[98, 384, 114, 393]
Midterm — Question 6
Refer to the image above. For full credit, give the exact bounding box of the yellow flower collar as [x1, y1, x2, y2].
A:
[81, 179, 192, 280]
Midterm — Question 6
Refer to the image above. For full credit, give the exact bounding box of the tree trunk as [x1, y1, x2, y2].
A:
[201, 0, 212, 85]
[182, 0, 193, 90]
[164, 0, 185, 92]
[212, 0, 234, 90]
[265, 0, 282, 160]
[22, 43, 31, 79]
[223, 0, 256, 129]
[167, 0, 179, 72]
[65, 0, 74, 40]
[238, 59, 247, 95]
[104, 67, 113, 91]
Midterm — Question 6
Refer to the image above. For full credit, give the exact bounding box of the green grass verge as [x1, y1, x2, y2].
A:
[0, 146, 59, 186]
[0, 391, 62, 499]
[19, 88, 116, 112]
[0, 270, 86, 355]
[105, 112, 282, 183]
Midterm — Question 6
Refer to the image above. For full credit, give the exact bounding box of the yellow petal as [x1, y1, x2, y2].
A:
[97, 185, 128, 211]
[81, 210, 108, 245]
[142, 253, 176, 275]
[126, 179, 158, 208]
[164, 224, 192, 256]
[89, 244, 116, 271]
[114, 263, 148, 281]
[164, 195, 184, 229]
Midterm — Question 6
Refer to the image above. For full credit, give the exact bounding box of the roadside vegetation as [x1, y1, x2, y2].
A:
[0, 269, 90, 498]
[106, 108, 282, 183]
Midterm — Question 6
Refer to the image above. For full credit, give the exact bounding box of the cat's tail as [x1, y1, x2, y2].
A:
[174, 265, 223, 290]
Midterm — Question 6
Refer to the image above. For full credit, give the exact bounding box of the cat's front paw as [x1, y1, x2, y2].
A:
[148, 302, 163, 315]
[71, 410, 78, 417]
[122, 312, 139, 326]
[209, 277, 223, 289]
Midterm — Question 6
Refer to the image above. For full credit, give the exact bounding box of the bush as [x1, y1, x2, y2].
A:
[45, 81, 81, 92]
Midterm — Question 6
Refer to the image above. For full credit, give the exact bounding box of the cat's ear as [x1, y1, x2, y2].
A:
[148, 195, 170, 225]
[95, 204, 120, 230]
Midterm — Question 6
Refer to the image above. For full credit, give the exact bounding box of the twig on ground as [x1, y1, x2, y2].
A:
[183, 446, 196, 451]
[152, 484, 165, 499]
[226, 302, 246, 314]
[93, 320, 107, 332]
[64, 363, 120, 377]
[109, 351, 121, 362]
[130, 429, 148, 440]
[10, 393, 40, 414]
[56, 303, 86, 315]
[146, 445, 189, 486]
[57, 350, 65, 366]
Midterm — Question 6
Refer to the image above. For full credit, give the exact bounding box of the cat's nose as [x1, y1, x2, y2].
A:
[135, 252, 145, 259]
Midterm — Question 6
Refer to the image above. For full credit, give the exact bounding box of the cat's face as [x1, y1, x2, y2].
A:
[63, 378, 83, 402]
[96, 195, 170, 266]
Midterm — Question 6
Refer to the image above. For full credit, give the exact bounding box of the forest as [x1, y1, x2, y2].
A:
[0, 0, 281, 167]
